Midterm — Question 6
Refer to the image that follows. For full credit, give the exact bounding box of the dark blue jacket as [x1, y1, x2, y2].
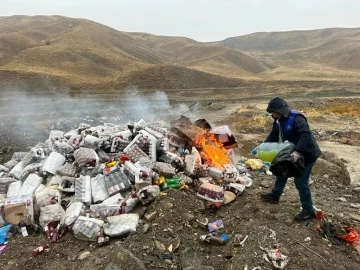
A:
[265, 110, 321, 164]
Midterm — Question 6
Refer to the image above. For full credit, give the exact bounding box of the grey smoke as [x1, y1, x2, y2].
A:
[0, 82, 204, 157]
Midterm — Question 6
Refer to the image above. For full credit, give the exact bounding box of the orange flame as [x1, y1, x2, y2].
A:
[193, 132, 230, 168]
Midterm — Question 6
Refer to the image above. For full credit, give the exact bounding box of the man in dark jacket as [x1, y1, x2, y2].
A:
[260, 97, 322, 221]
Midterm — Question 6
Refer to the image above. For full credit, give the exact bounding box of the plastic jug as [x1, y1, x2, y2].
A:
[257, 142, 292, 163]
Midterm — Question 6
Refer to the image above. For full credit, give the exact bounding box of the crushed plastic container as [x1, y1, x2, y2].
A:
[257, 142, 292, 163]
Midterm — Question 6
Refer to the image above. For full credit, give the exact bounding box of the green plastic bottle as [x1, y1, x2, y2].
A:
[161, 177, 181, 190]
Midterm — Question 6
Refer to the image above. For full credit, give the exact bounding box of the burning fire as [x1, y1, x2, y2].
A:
[193, 132, 230, 168]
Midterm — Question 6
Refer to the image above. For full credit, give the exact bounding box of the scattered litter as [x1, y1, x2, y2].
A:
[261, 247, 290, 269]
[339, 227, 359, 245]
[0, 117, 256, 258]
[200, 233, 228, 245]
[207, 219, 224, 232]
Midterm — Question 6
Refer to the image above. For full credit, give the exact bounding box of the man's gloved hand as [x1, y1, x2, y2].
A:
[291, 151, 301, 163]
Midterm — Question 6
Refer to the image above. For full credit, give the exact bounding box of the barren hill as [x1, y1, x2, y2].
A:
[213, 28, 360, 81]
[124, 32, 267, 78]
[0, 16, 250, 90]
[216, 28, 360, 52]
[1, 16, 360, 90]
[122, 64, 245, 89]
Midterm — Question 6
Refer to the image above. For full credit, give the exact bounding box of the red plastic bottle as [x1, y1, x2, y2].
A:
[51, 223, 61, 243]
[32, 244, 49, 256]
[44, 225, 51, 239]
[58, 225, 69, 239]
[45, 221, 59, 239]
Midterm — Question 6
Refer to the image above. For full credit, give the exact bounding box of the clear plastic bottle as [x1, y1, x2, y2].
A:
[257, 142, 292, 162]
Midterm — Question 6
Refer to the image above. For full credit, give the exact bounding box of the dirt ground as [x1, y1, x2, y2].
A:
[0, 91, 360, 270]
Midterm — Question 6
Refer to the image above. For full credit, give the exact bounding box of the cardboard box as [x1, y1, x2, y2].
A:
[4, 195, 38, 225]
[3, 203, 30, 225]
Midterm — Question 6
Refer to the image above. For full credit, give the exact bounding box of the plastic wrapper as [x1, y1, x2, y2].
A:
[56, 162, 77, 177]
[11, 152, 28, 162]
[124, 161, 141, 184]
[110, 137, 130, 152]
[135, 157, 154, 170]
[91, 174, 109, 203]
[20, 173, 43, 196]
[185, 147, 202, 175]
[208, 219, 224, 232]
[123, 133, 143, 153]
[35, 186, 62, 207]
[42, 152, 66, 175]
[6, 181, 22, 198]
[225, 183, 245, 196]
[96, 149, 110, 163]
[103, 164, 120, 176]
[103, 213, 139, 237]
[222, 164, 238, 183]
[90, 204, 122, 219]
[73, 216, 104, 241]
[46, 174, 63, 186]
[4, 159, 18, 170]
[53, 141, 74, 156]
[64, 129, 78, 139]
[126, 144, 149, 163]
[194, 164, 209, 178]
[100, 193, 123, 205]
[9, 162, 24, 180]
[123, 197, 140, 213]
[144, 126, 165, 139]
[104, 171, 132, 196]
[48, 130, 65, 151]
[0, 165, 9, 173]
[39, 203, 65, 228]
[75, 175, 92, 205]
[73, 148, 99, 167]
[159, 151, 184, 169]
[0, 177, 17, 194]
[21, 162, 45, 180]
[34, 184, 45, 194]
[153, 162, 176, 178]
[81, 135, 102, 150]
[21, 147, 45, 168]
[208, 167, 224, 180]
[68, 134, 82, 149]
[196, 183, 224, 202]
[166, 131, 186, 147]
[61, 201, 84, 226]
[138, 130, 157, 162]
[82, 163, 105, 177]
[238, 175, 253, 187]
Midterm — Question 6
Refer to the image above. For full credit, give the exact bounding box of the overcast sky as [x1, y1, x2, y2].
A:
[2, 0, 360, 41]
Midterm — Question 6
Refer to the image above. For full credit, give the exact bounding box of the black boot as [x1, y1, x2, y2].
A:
[294, 209, 315, 222]
[260, 193, 280, 203]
